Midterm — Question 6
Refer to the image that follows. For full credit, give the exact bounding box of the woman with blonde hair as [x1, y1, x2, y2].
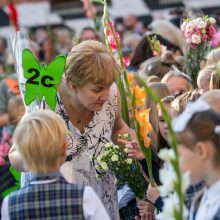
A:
[9, 40, 137, 220]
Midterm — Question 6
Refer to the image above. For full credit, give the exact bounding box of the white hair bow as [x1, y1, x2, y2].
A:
[172, 99, 211, 133]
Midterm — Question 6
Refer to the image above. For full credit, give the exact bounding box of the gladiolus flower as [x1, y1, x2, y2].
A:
[133, 85, 146, 109]
[127, 73, 134, 85]
[135, 109, 152, 148]
[107, 21, 120, 52]
[116, 57, 130, 69]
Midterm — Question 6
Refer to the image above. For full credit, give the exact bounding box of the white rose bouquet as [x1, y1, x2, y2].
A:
[181, 16, 216, 87]
[95, 140, 148, 199]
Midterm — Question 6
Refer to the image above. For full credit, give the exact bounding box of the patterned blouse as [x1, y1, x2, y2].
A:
[55, 83, 120, 220]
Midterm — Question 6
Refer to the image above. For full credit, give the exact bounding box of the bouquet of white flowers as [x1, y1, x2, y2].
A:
[95, 141, 148, 199]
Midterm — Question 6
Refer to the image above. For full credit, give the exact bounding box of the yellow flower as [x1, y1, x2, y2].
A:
[133, 85, 146, 109]
[135, 108, 152, 148]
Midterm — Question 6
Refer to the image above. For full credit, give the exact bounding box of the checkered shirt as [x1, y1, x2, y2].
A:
[8, 175, 85, 220]
[185, 181, 205, 209]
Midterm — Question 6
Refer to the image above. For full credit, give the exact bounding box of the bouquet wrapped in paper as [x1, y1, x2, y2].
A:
[181, 16, 216, 87]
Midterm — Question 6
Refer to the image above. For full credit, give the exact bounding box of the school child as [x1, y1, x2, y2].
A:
[1, 110, 110, 220]
[173, 100, 220, 220]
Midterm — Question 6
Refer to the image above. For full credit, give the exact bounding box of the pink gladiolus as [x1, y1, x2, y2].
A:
[116, 57, 130, 69]
[123, 57, 130, 68]
[108, 34, 117, 51]
[107, 21, 120, 52]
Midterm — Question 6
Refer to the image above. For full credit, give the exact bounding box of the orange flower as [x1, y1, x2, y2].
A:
[133, 85, 146, 109]
[127, 72, 134, 85]
[135, 109, 152, 148]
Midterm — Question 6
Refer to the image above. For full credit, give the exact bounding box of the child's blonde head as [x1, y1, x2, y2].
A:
[13, 110, 68, 173]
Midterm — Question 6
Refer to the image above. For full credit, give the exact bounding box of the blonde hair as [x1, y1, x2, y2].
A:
[146, 83, 170, 152]
[13, 110, 68, 173]
[209, 70, 220, 90]
[161, 70, 193, 92]
[206, 48, 220, 66]
[65, 40, 117, 87]
[200, 89, 220, 114]
[171, 90, 201, 117]
[197, 65, 214, 82]
[7, 97, 25, 126]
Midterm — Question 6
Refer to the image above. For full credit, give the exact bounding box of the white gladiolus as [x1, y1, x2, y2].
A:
[156, 194, 179, 220]
[111, 154, 118, 162]
[159, 167, 176, 197]
[158, 148, 175, 162]
[191, 34, 201, 44]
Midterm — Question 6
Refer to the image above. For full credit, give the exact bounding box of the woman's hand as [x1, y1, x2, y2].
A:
[146, 184, 160, 204]
[117, 139, 145, 160]
[136, 200, 155, 220]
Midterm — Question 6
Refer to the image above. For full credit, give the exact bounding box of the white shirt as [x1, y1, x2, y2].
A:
[191, 180, 220, 220]
[1, 185, 110, 220]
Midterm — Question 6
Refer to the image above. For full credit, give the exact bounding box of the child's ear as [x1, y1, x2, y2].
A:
[195, 141, 210, 160]
[61, 141, 67, 157]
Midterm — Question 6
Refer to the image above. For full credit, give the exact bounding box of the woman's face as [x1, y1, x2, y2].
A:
[166, 76, 189, 95]
[75, 81, 113, 112]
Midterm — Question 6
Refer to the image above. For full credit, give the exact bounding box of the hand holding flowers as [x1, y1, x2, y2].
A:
[94, 141, 148, 199]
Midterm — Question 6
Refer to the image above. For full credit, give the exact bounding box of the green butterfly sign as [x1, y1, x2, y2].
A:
[22, 49, 66, 110]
